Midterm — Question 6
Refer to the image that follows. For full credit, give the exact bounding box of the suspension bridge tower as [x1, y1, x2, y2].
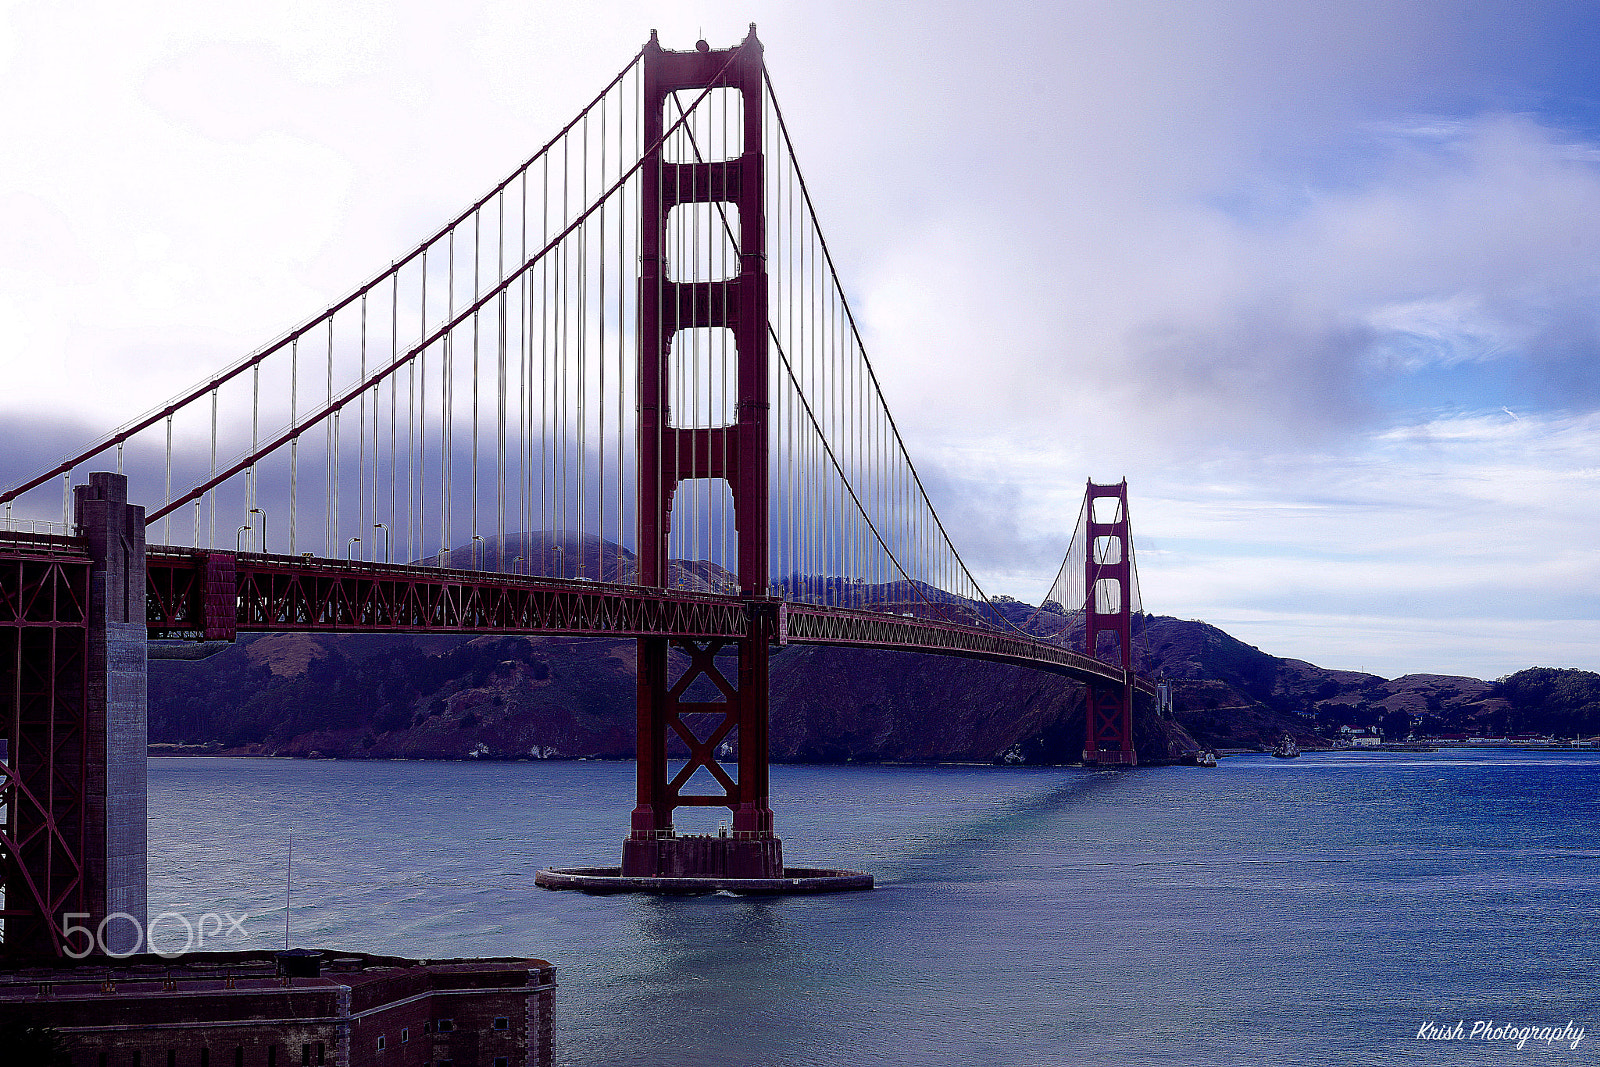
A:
[1082, 480, 1137, 766]
[623, 26, 784, 880]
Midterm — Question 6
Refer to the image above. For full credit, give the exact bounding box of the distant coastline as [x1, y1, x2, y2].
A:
[147, 623, 1600, 767]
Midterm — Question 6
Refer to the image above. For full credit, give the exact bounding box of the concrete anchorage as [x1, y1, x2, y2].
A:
[73, 472, 149, 954]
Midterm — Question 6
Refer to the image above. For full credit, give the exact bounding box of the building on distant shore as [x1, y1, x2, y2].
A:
[0, 950, 554, 1067]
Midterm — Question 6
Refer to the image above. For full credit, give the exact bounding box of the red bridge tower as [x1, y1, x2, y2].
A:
[624, 27, 782, 878]
[1083, 480, 1137, 766]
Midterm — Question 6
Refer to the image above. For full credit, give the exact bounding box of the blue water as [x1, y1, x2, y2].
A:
[149, 750, 1600, 1066]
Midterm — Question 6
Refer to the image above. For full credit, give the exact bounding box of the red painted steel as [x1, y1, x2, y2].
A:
[146, 550, 753, 641]
[0, 534, 91, 955]
[148, 549, 1145, 685]
[1083, 480, 1137, 766]
[628, 27, 777, 874]
[783, 604, 1134, 688]
[202, 551, 238, 642]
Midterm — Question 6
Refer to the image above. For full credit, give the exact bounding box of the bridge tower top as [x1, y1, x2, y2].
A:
[637, 24, 768, 597]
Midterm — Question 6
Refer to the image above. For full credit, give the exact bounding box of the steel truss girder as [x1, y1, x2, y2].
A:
[146, 547, 1151, 697]
[0, 535, 91, 955]
[783, 604, 1131, 688]
[146, 551, 752, 640]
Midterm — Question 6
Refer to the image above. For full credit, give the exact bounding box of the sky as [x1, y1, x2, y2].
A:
[3, 0, 1598, 679]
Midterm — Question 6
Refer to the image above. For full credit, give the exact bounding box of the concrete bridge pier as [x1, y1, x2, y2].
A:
[73, 472, 148, 955]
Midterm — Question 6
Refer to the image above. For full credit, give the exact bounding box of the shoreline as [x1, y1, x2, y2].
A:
[146, 742, 1598, 766]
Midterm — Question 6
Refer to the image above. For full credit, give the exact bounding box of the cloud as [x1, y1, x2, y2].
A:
[860, 113, 1600, 464]
[6, 1, 1600, 678]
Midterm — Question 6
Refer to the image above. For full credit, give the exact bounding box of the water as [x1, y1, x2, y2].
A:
[149, 750, 1600, 1066]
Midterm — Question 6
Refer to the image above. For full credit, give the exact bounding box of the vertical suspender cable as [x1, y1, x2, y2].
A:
[496, 191, 507, 571]
[578, 111, 589, 576]
[358, 294, 368, 560]
[497, 200, 508, 572]
[408, 269, 418, 566]
[209, 389, 218, 549]
[443, 229, 455, 560]
[598, 95, 607, 578]
[471, 211, 481, 560]
[326, 319, 334, 556]
[390, 274, 398, 562]
[519, 171, 529, 571]
[558, 136, 569, 574]
[785, 129, 795, 591]
[720, 88, 730, 584]
[540, 154, 549, 560]
[249, 364, 260, 550]
[290, 339, 299, 554]
[418, 251, 428, 563]
[164, 414, 173, 545]
[653, 91, 663, 585]
[616, 92, 625, 576]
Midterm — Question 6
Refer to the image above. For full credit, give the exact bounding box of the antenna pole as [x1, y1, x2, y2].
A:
[285, 829, 293, 951]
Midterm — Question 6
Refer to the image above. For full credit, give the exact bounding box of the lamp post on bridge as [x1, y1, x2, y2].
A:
[249, 507, 267, 554]
[236, 525, 251, 552]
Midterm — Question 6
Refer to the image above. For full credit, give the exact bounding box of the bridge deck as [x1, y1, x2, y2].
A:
[137, 546, 1135, 688]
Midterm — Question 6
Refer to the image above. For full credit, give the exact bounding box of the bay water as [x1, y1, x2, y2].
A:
[149, 750, 1600, 1065]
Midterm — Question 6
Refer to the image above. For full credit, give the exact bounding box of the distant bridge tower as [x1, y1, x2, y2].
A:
[625, 27, 783, 878]
[1083, 480, 1136, 766]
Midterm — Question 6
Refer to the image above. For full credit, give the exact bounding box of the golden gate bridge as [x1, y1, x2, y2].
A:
[0, 27, 1150, 954]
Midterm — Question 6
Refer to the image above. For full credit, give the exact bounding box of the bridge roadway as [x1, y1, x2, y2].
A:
[133, 542, 1133, 689]
[1, 532, 1136, 689]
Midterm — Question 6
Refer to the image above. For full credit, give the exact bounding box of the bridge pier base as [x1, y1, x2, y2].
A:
[621, 834, 783, 880]
[620, 627, 786, 881]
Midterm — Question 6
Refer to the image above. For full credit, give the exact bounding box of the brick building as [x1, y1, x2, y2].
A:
[0, 951, 554, 1067]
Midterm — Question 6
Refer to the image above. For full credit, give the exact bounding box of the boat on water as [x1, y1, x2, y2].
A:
[1194, 750, 1218, 768]
[1272, 734, 1301, 759]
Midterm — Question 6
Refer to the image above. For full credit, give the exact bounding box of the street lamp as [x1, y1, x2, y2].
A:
[471, 534, 484, 570]
[236, 525, 251, 552]
[345, 536, 361, 560]
[373, 523, 390, 563]
[249, 507, 267, 553]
